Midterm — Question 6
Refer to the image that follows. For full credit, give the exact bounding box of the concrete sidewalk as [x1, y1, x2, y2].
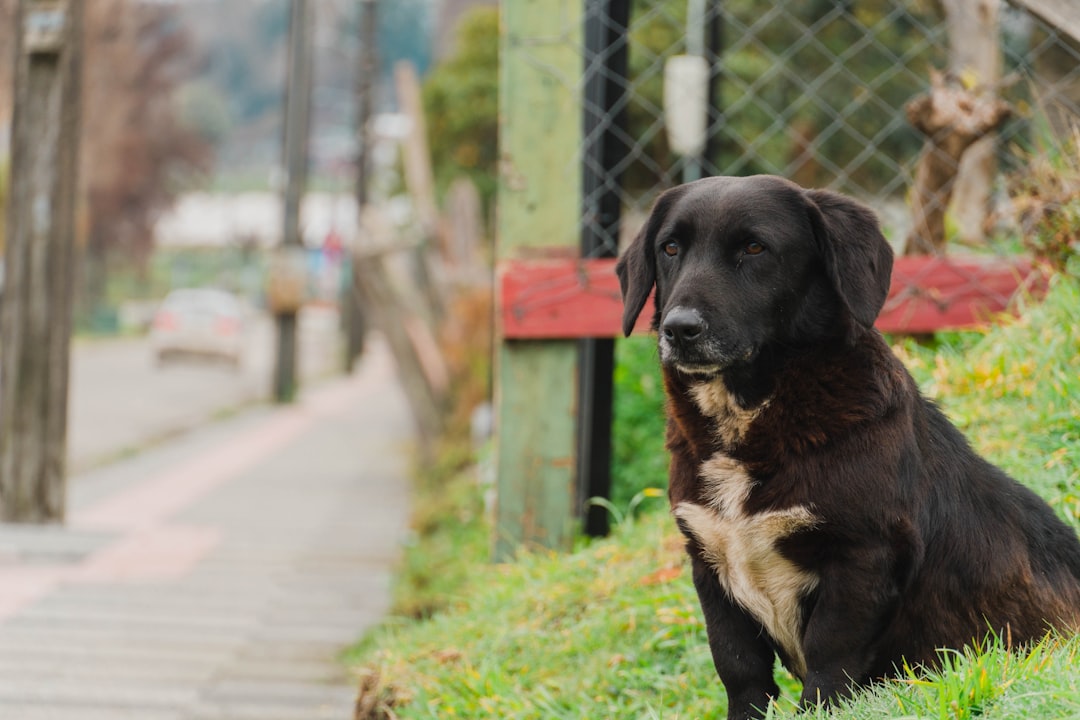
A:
[0, 341, 413, 719]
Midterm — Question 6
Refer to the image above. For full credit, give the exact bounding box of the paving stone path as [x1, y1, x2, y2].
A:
[0, 342, 412, 719]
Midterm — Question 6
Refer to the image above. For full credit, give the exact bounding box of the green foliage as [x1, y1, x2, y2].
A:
[390, 441, 490, 621]
[422, 7, 499, 217]
[1006, 128, 1080, 274]
[612, 336, 668, 509]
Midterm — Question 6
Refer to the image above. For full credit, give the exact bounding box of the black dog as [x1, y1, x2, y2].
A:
[615, 175, 1080, 719]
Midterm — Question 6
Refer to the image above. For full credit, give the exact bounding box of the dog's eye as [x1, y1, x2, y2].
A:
[744, 241, 765, 256]
[662, 241, 679, 257]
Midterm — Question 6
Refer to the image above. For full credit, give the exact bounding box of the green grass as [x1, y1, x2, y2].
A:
[368, 435, 492, 624]
[801, 633, 1080, 720]
[893, 273, 1080, 531]
[611, 337, 668, 509]
[352, 515, 1080, 719]
[349, 510, 759, 718]
[350, 274, 1080, 719]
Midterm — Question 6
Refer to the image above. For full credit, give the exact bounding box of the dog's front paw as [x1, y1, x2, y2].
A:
[798, 672, 856, 713]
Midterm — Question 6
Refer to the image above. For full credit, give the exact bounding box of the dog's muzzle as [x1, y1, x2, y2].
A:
[660, 307, 717, 373]
[659, 306, 748, 375]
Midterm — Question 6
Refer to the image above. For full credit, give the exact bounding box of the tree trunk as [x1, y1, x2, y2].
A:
[904, 71, 1011, 255]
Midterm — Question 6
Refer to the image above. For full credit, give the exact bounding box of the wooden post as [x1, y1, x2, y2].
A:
[494, 0, 583, 560]
[273, 0, 313, 403]
[352, 207, 446, 460]
[395, 60, 439, 242]
[344, 0, 377, 372]
[0, 0, 83, 522]
[394, 60, 447, 328]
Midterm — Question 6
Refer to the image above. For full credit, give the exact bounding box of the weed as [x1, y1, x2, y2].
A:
[585, 487, 666, 528]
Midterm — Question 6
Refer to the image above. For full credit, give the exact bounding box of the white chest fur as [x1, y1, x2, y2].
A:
[675, 453, 819, 678]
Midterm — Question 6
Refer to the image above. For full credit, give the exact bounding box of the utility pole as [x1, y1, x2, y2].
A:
[354, 0, 376, 211]
[344, 0, 377, 371]
[0, 0, 83, 522]
[273, 0, 313, 403]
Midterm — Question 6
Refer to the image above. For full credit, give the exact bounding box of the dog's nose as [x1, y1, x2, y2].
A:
[662, 307, 705, 344]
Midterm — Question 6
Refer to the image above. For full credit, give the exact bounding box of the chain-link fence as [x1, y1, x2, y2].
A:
[497, 1, 1079, 544]
[572, 0, 1079, 535]
[579, 0, 1080, 260]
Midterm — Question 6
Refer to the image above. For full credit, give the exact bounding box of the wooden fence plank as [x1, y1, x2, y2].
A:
[499, 255, 1045, 339]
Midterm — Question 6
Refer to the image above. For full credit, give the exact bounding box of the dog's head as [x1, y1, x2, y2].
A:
[615, 175, 893, 377]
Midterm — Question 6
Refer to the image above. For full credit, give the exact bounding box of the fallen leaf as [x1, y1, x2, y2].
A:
[639, 565, 682, 586]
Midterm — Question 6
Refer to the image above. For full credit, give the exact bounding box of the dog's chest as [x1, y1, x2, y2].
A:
[675, 453, 819, 678]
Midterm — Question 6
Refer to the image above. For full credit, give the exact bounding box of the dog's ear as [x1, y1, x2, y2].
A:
[805, 189, 894, 338]
[616, 187, 686, 337]
[615, 227, 654, 337]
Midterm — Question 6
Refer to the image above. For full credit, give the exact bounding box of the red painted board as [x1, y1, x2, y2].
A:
[499, 255, 1044, 339]
[498, 257, 649, 339]
[879, 255, 1045, 334]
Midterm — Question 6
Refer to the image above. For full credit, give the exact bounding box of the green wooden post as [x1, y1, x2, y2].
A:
[494, 0, 583, 560]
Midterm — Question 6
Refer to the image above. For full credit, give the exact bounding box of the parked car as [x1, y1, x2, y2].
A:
[150, 288, 246, 368]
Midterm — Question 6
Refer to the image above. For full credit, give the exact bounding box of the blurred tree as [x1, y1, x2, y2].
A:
[208, 1, 288, 127]
[176, 80, 234, 150]
[422, 6, 498, 218]
[167, 0, 288, 180]
[79, 0, 212, 315]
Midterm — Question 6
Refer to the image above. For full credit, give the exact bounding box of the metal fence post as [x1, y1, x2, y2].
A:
[578, 0, 630, 537]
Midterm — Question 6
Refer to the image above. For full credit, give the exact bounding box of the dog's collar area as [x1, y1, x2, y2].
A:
[684, 377, 769, 449]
